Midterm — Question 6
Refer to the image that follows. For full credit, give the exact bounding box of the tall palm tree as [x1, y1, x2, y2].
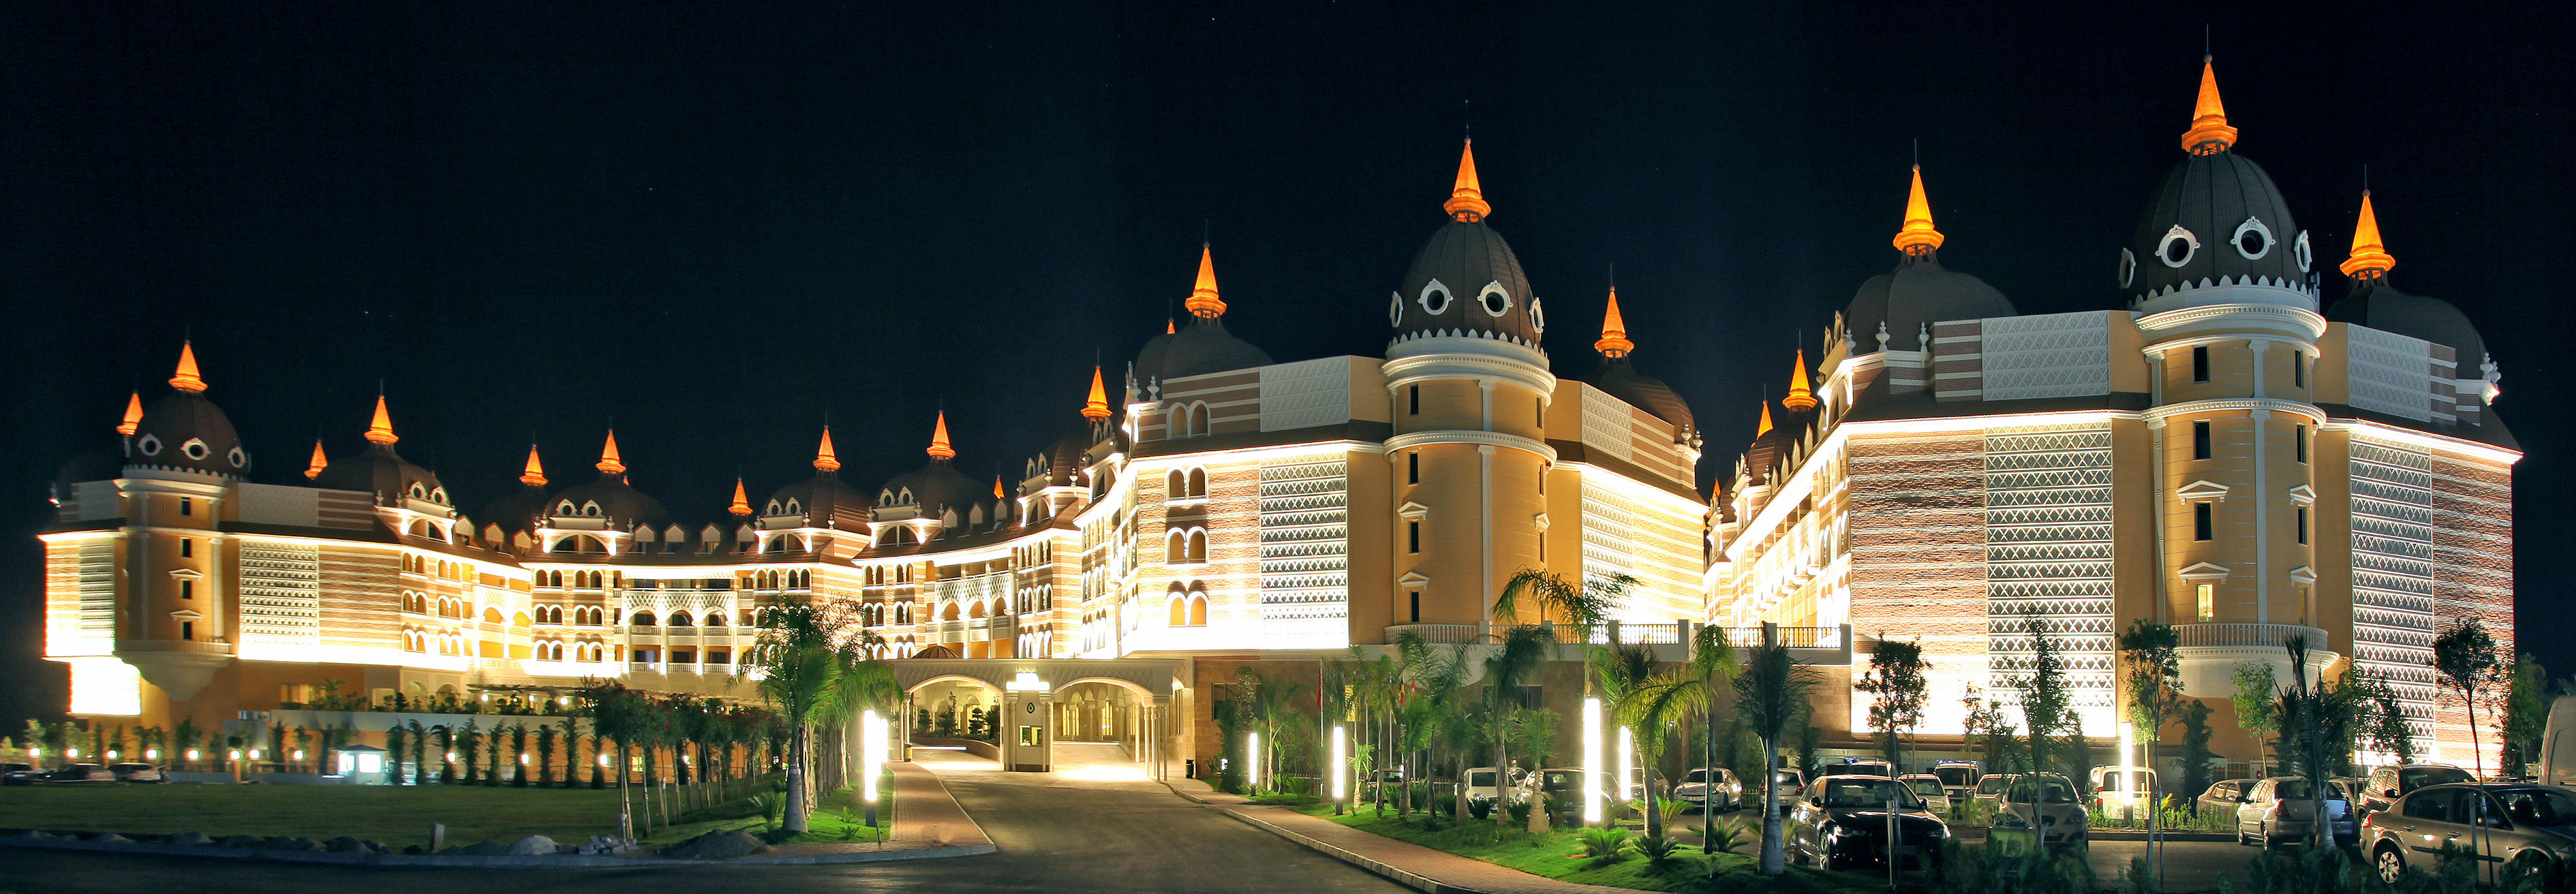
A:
[741, 595, 853, 833]
[1593, 641, 1661, 829]
[1734, 638, 1820, 876]
[1493, 568, 1622, 827]
[1632, 626, 1737, 861]
[558, 715, 581, 788]
[1483, 624, 1552, 839]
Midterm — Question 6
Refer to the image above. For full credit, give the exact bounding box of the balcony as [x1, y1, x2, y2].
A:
[2175, 622, 2337, 698]
[1381, 623, 1479, 644]
[2176, 623, 2328, 650]
[1375, 623, 1852, 665]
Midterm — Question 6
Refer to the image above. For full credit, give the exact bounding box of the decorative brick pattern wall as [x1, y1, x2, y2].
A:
[1846, 431, 1989, 734]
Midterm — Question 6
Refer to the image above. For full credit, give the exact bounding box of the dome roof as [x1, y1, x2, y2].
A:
[878, 459, 981, 519]
[311, 444, 451, 509]
[127, 392, 250, 478]
[1389, 219, 1544, 345]
[549, 474, 673, 529]
[2123, 151, 2309, 305]
[1150, 317, 1273, 381]
[765, 472, 875, 531]
[480, 484, 554, 536]
[2327, 280, 2489, 374]
[1588, 358, 1693, 431]
[1845, 255, 2015, 352]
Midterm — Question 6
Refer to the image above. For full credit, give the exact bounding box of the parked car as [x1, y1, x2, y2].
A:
[1766, 767, 1808, 805]
[2363, 783, 2576, 885]
[107, 762, 163, 783]
[2090, 765, 2158, 812]
[2233, 777, 2353, 847]
[1465, 766, 1524, 816]
[1900, 774, 1954, 816]
[1537, 767, 1609, 825]
[46, 763, 115, 783]
[1842, 759, 1895, 778]
[2358, 764, 2476, 818]
[1931, 762, 1983, 803]
[2198, 779, 2254, 817]
[1991, 773, 2089, 848]
[1966, 773, 2013, 822]
[1786, 774, 1950, 872]
[0, 767, 43, 786]
[1672, 767, 1744, 812]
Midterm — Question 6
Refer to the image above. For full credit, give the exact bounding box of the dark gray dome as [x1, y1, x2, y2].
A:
[1845, 255, 2016, 352]
[878, 459, 981, 519]
[2124, 152, 2308, 305]
[126, 392, 249, 478]
[312, 444, 450, 508]
[1588, 358, 1693, 431]
[1390, 220, 1544, 345]
[1133, 328, 1177, 385]
[765, 472, 874, 531]
[2327, 279, 2489, 375]
[479, 484, 553, 536]
[550, 474, 672, 529]
[1154, 318, 1273, 380]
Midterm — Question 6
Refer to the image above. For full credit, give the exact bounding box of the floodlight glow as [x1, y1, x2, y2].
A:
[1247, 732, 1262, 790]
[146, 749, 158, 760]
[186, 750, 200, 760]
[1582, 697, 1603, 824]
[519, 754, 530, 765]
[1330, 725, 1347, 800]
[1616, 726, 1634, 807]
[1005, 671, 1048, 692]
[861, 709, 886, 806]
[598, 754, 610, 767]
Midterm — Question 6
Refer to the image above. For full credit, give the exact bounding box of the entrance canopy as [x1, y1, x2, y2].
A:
[891, 658, 1186, 698]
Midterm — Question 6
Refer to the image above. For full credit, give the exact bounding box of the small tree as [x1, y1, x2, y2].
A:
[536, 724, 557, 787]
[2502, 653, 2548, 778]
[173, 718, 202, 771]
[384, 722, 408, 785]
[407, 720, 429, 784]
[1734, 638, 1820, 876]
[457, 719, 480, 784]
[509, 723, 530, 787]
[2014, 612, 2072, 778]
[2432, 620, 2502, 778]
[2357, 672, 2417, 765]
[2177, 700, 2215, 815]
[2275, 635, 2361, 847]
[1961, 685, 2015, 771]
[559, 715, 583, 788]
[2231, 662, 2280, 772]
[1856, 636, 1929, 772]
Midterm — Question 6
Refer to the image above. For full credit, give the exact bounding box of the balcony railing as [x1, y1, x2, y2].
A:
[2176, 623, 2329, 651]
[1378, 622, 1846, 651]
[1381, 623, 1479, 643]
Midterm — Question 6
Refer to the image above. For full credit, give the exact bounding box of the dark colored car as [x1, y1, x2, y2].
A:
[46, 763, 116, 783]
[1788, 774, 1951, 872]
[1539, 767, 1609, 826]
[2358, 765, 2476, 818]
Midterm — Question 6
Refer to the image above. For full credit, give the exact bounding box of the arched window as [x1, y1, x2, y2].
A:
[703, 611, 724, 628]
[1187, 529, 1208, 563]
[1187, 467, 1208, 498]
[631, 611, 656, 626]
[1167, 469, 1185, 499]
[1167, 529, 1187, 564]
[1189, 593, 1208, 627]
[1168, 595, 1189, 627]
[942, 602, 961, 621]
[669, 611, 692, 627]
[968, 601, 986, 619]
[1190, 402, 1211, 436]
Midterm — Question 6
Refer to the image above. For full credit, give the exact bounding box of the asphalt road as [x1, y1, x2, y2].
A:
[0, 745, 1407, 894]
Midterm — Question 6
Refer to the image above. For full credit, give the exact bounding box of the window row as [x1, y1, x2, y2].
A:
[747, 569, 811, 589]
[1167, 401, 1212, 437]
[539, 570, 621, 589]
[1167, 592, 1209, 628]
[532, 641, 610, 662]
[402, 591, 472, 619]
[1165, 467, 1209, 501]
[533, 605, 611, 626]
[2186, 502, 2311, 545]
[2185, 420, 2309, 463]
[1165, 526, 1210, 564]
[627, 609, 748, 627]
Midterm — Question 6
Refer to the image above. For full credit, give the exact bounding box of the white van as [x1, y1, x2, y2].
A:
[2541, 695, 2576, 787]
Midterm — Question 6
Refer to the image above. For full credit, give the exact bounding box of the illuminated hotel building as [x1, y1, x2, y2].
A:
[42, 139, 1709, 773]
[1706, 61, 2515, 767]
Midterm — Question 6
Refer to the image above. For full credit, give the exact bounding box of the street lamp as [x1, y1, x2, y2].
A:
[1616, 727, 1634, 810]
[862, 709, 886, 829]
[1247, 732, 1262, 792]
[1582, 697, 1604, 824]
[1330, 725, 1347, 801]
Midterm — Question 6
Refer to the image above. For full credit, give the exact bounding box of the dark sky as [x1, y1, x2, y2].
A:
[1, 1, 2566, 728]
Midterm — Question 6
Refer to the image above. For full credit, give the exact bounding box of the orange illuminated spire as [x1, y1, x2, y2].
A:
[1783, 350, 1817, 412]
[305, 440, 328, 480]
[1755, 401, 1775, 437]
[2180, 57, 2238, 155]
[117, 391, 143, 436]
[2340, 191, 2396, 279]
[365, 395, 399, 446]
[1082, 366, 1112, 421]
[994, 476, 1005, 499]
[519, 445, 547, 487]
[1444, 138, 1490, 221]
[1892, 165, 1946, 255]
[596, 429, 626, 476]
[1165, 318, 1176, 335]
[927, 412, 956, 461]
[729, 478, 752, 517]
[1185, 243, 1226, 318]
[169, 341, 206, 394]
[814, 425, 842, 473]
[1595, 288, 1634, 358]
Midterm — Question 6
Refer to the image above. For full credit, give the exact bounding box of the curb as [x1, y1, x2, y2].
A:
[1217, 807, 1492, 894]
[0, 834, 992, 867]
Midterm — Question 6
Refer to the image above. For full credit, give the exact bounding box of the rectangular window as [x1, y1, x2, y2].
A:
[2295, 425, 2307, 463]
[181, 621, 194, 641]
[181, 580, 194, 600]
[180, 538, 192, 558]
[1537, 536, 1545, 562]
[179, 497, 193, 517]
[2196, 583, 2215, 622]
[1408, 521, 1420, 554]
[2297, 507, 2309, 544]
[670, 650, 696, 664]
[1409, 385, 1420, 416]
[1409, 591, 1420, 623]
[2194, 503, 2214, 541]
[2292, 350, 2306, 387]
[2192, 345, 2211, 382]
[2192, 421, 2212, 459]
[1408, 452, 1420, 484]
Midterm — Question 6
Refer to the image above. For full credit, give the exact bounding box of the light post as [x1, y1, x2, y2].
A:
[1246, 732, 1262, 792]
[1617, 726, 1635, 816]
[1581, 697, 1603, 826]
[1330, 725, 1347, 812]
[861, 709, 886, 831]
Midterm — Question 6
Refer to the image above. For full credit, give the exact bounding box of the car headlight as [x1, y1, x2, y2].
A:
[1822, 823, 1843, 840]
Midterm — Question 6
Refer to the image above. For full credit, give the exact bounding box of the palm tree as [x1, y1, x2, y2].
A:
[1482, 624, 1552, 839]
[1629, 625, 1742, 863]
[741, 595, 855, 833]
[1593, 641, 1661, 830]
[1734, 637, 1820, 876]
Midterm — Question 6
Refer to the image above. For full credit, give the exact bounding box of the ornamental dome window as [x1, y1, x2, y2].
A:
[766, 499, 782, 515]
[2231, 217, 2273, 260]
[1528, 296, 1546, 333]
[785, 499, 802, 515]
[1387, 292, 1404, 326]
[181, 438, 211, 461]
[1477, 281, 1512, 318]
[1417, 279, 1453, 315]
[136, 435, 162, 456]
[409, 483, 427, 499]
[556, 500, 576, 515]
[2118, 248, 2138, 289]
[225, 446, 247, 468]
[429, 487, 448, 505]
[581, 501, 601, 517]
[2294, 230, 2313, 272]
[2158, 225, 2200, 268]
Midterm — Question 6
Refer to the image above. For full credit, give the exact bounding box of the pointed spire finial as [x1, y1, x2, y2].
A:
[305, 440, 329, 480]
[1755, 400, 1775, 437]
[993, 475, 1005, 499]
[520, 444, 547, 487]
[2181, 55, 2238, 155]
[1783, 350, 1818, 412]
[1443, 138, 1490, 222]
[1892, 165, 1946, 255]
[117, 391, 143, 436]
[365, 394, 399, 446]
[596, 429, 625, 476]
[814, 425, 842, 472]
[927, 412, 956, 461]
[2340, 190, 2396, 279]
[1595, 286, 1634, 358]
[1083, 366, 1112, 420]
[1186, 243, 1226, 318]
[729, 477, 752, 517]
[169, 341, 206, 394]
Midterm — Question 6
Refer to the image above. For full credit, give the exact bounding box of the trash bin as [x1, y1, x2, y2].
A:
[1185, 758, 1198, 779]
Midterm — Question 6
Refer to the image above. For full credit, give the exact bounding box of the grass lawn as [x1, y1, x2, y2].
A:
[1297, 803, 1879, 894]
[643, 774, 895, 847]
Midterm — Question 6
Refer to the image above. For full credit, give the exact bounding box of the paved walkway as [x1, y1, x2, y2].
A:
[758, 756, 991, 859]
[1216, 803, 1638, 894]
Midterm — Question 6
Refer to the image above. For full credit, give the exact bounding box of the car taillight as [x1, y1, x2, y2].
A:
[2264, 803, 2281, 820]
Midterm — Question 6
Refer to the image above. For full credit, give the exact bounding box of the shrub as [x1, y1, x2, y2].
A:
[2244, 844, 2359, 894]
[1634, 835, 1683, 869]
[1577, 827, 1633, 860]
[1933, 840, 2094, 894]
[1702, 817, 1748, 854]
[1505, 799, 1532, 824]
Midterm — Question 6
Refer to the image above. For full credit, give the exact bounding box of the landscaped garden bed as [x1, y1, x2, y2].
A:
[1295, 801, 1880, 894]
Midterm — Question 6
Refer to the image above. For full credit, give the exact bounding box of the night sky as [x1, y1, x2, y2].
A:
[1, 2, 2566, 728]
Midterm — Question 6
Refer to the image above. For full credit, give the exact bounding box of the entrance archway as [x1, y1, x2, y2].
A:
[879, 658, 1186, 777]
